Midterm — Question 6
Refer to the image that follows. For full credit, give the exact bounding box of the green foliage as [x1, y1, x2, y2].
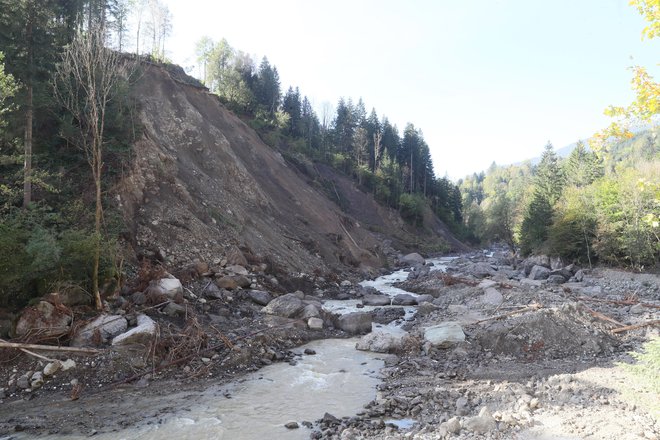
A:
[484, 192, 517, 250]
[0, 51, 18, 126]
[548, 186, 597, 265]
[592, 165, 659, 269]
[519, 192, 553, 256]
[622, 337, 660, 395]
[564, 141, 603, 188]
[0, 205, 118, 308]
[398, 193, 425, 226]
[534, 143, 564, 205]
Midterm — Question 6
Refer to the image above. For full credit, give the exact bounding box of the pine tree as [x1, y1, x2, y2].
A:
[564, 141, 603, 188]
[255, 57, 280, 116]
[282, 87, 302, 137]
[519, 192, 554, 256]
[333, 97, 355, 153]
[535, 142, 564, 204]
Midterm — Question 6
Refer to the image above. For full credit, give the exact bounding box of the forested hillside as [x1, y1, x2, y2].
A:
[460, 131, 659, 269]
[192, 36, 464, 232]
[458, 0, 660, 270]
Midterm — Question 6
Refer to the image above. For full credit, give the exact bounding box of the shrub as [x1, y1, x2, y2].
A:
[548, 186, 597, 265]
[0, 206, 118, 308]
[399, 193, 425, 226]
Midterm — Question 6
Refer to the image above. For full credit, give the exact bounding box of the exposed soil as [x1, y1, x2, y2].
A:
[116, 63, 463, 279]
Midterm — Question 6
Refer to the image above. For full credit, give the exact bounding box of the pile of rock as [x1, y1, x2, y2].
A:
[3, 358, 76, 397]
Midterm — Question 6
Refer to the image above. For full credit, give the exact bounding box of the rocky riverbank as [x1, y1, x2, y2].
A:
[0, 249, 658, 439]
[314, 251, 659, 439]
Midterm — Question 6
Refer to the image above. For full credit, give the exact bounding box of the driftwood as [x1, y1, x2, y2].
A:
[577, 296, 660, 310]
[581, 305, 625, 327]
[0, 340, 101, 354]
[611, 320, 660, 334]
[473, 303, 543, 324]
[19, 348, 57, 362]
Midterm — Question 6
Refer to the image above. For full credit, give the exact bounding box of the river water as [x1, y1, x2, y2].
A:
[40, 257, 454, 440]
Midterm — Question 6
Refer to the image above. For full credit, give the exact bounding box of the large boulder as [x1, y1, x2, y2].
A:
[362, 295, 391, 306]
[416, 294, 434, 304]
[528, 265, 551, 280]
[547, 274, 566, 284]
[424, 322, 465, 348]
[261, 293, 304, 318]
[307, 317, 324, 330]
[372, 307, 406, 324]
[112, 314, 157, 346]
[549, 268, 572, 281]
[71, 314, 128, 347]
[401, 253, 425, 266]
[481, 287, 503, 306]
[14, 301, 72, 339]
[338, 312, 372, 334]
[463, 407, 497, 434]
[522, 255, 550, 275]
[300, 304, 321, 319]
[392, 294, 417, 306]
[356, 329, 409, 353]
[469, 263, 496, 278]
[150, 277, 183, 299]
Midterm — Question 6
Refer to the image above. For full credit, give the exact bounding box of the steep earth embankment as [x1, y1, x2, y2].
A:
[116, 64, 465, 276]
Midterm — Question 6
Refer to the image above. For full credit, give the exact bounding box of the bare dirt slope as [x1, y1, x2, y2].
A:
[117, 64, 464, 275]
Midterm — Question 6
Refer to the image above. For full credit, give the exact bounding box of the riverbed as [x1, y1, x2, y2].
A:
[27, 258, 456, 440]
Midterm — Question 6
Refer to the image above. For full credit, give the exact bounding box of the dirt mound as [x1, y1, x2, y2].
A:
[473, 303, 620, 360]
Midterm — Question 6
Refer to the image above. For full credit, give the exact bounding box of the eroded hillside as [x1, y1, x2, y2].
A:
[116, 64, 466, 276]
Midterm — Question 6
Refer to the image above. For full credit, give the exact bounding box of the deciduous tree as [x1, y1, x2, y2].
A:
[53, 26, 124, 309]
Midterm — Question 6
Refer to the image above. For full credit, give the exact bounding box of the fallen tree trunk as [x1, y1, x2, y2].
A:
[611, 320, 660, 334]
[577, 296, 660, 310]
[0, 340, 101, 354]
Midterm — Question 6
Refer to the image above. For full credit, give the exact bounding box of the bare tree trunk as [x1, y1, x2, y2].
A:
[93, 150, 102, 310]
[23, 11, 33, 208]
[409, 149, 413, 194]
[23, 83, 32, 208]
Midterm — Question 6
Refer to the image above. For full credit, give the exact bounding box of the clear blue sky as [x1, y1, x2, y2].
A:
[161, 0, 659, 180]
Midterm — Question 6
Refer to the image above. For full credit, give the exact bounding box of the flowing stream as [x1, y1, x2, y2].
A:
[39, 257, 454, 440]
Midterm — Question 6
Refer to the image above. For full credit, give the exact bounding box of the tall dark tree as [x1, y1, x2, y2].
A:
[381, 117, 400, 162]
[282, 86, 301, 136]
[400, 123, 422, 193]
[333, 97, 355, 153]
[0, 0, 79, 207]
[255, 57, 280, 116]
[519, 192, 554, 256]
[365, 108, 381, 171]
[535, 142, 564, 205]
[300, 96, 320, 150]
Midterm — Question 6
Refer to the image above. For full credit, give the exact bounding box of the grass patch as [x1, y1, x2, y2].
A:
[618, 337, 660, 418]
